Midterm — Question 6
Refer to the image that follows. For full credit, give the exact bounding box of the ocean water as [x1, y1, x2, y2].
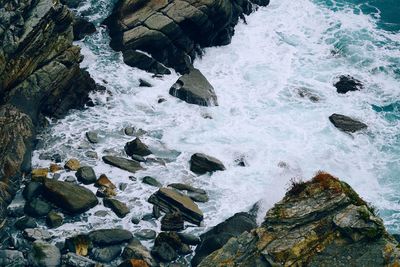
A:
[32, 0, 400, 248]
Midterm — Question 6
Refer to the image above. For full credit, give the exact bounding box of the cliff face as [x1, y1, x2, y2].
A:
[0, 0, 98, 226]
[199, 172, 400, 266]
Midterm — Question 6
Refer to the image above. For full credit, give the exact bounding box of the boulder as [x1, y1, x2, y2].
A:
[329, 114, 368, 133]
[31, 168, 49, 180]
[0, 250, 27, 266]
[85, 131, 99, 144]
[169, 68, 218, 106]
[161, 212, 184, 231]
[198, 172, 400, 267]
[75, 166, 97, 184]
[139, 79, 153, 87]
[151, 242, 177, 263]
[89, 229, 133, 246]
[154, 232, 191, 255]
[135, 229, 157, 240]
[14, 216, 37, 230]
[188, 192, 209, 203]
[122, 238, 156, 266]
[42, 179, 98, 214]
[190, 153, 226, 174]
[95, 174, 116, 189]
[103, 156, 144, 173]
[191, 212, 256, 266]
[73, 17, 96, 41]
[62, 252, 97, 267]
[334, 75, 363, 94]
[23, 182, 43, 201]
[46, 211, 64, 228]
[64, 235, 92, 256]
[28, 241, 61, 267]
[142, 176, 162, 187]
[92, 245, 122, 263]
[65, 159, 81, 171]
[104, 198, 130, 218]
[125, 138, 152, 157]
[24, 198, 52, 217]
[177, 232, 201, 246]
[24, 228, 52, 241]
[149, 188, 203, 225]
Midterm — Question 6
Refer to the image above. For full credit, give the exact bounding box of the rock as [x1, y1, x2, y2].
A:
[65, 176, 77, 183]
[62, 252, 97, 267]
[158, 98, 167, 104]
[177, 232, 201, 245]
[191, 211, 257, 266]
[142, 176, 162, 187]
[153, 205, 161, 219]
[42, 179, 98, 214]
[31, 168, 49, 180]
[122, 239, 156, 266]
[94, 210, 109, 217]
[75, 166, 97, 184]
[92, 245, 122, 263]
[120, 183, 128, 191]
[161, 212, 184, 231]
[24, 228, 52, 241]
[24, 198, 52, 217]
[49, 163, 63, 173]
[190, 153, 226, 174]
[89, 229, 133, 246]
[103, 156, 144, 173]
[0, 250, 27, 266]
[334, 75, 363, 94]
[139, 79, 153, 87]
[23, 182, 43, 201]
[85, 151, 98, 159]
[125, 138, 152, 157]
[104, 198, 130, 218]
[149, 188, 203, 225]
[329, 114, 368, 133]
[96, 187, 117, 198]
[95, 174, 116, 189]
[28, 241, 61, 267]
[135, 229, 157, 240]
[151, 242, 177, 262]
[118, 259, 150, 267]
[73, 17, 96, 41]
[15, 216, 37, 230]
[297, 88, 320, 102]
[188, 192, 209, 203]
[85, 131, 99, 144]
[52, 154, 63, 163]
[123, 50, 171, 75]
[65, 235, 92, 256]
[131, 216, 141, 225]
[46, 211, 63, 228]
[53, 173, 61, 180]
[65, 159, 81, 171]
[168, 183, 206, 194]
[154, 232, 191, 255]
[131, 154, 146, 162]
[170, 68, 218, 106]
[198, 172, 400, 267]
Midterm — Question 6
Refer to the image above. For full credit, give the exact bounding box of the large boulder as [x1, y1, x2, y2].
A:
[28, 241, 61, 267]
[198, 172, 400, 266]
[125, 138, 152, 157]
[148, 187, 203, 225]
[190, 153, 226, 174]
[75, 166, 97, 184]
[104, 0, 270, 74]
[169, 68, 218, 106]
[329, 114, 368, 133]
[42, 179, 98, 214]
[103, 156, 144, 173]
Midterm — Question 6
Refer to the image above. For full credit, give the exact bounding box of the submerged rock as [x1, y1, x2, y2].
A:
[198, 172, 400, 266]
[190, 153, 226, 174]
[329, 113, 368, 133]
[103, 156, 144, 173]
[135, 229, 157, 240]
[125, 138, 152, 157]
[334, 75, 363, 94]
[169, 68, 218, 106]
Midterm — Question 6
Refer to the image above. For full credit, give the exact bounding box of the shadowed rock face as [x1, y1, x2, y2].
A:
[104, 0, 270, 74]
[198, 172, 400, 267]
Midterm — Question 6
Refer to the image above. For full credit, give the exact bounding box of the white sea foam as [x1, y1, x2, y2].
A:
[32, 0, 400, 245]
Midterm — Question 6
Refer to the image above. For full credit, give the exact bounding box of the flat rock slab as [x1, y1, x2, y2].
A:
[89, 229, 133, 246]
[169, 68, 218, 106]
[42, 179, 98, 214]
[190, 153, 226, 174]
[149, 187, 203, 225]
[102, 156, 144, 173]
[329, 114, 367, 133]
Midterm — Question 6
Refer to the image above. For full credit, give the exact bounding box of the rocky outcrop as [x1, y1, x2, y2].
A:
[104, 0, 270, 74]
[329, 114, 368, 133]
[169, 68, 218, 106]
[198, 172, 400, 266]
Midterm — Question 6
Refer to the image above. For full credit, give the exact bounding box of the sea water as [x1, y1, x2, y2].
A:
[32, 0, 400, 246]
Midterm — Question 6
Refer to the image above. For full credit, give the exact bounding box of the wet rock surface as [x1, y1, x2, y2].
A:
[334, 75, 363, 94]
[190, 153, 226, 174]
[125, 138, 152, 157]
[89, 229, 133, 246]
[329, 113, 368, 133]
[103, 155, 144, 173]
[104, 197, 130, 218]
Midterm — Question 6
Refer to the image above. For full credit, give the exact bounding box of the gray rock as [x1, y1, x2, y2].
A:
[94, 210, 109, 217]
[131, 154, 146, 162]
[188, 192, 209, 203]
[124, 138, 152, 157]
[15, 216, 37, 230]
[131, 215, 141, 224]
[24, 198, 52, 217]
[119, 183, 128, 191]
[75, 166, 97, 185]
[329, 114, 368, 133]
[177, 232, 201, 245]
[103, 156, 144, 173]
[139, 78, 153, 87]
[168, 183, 206, 194]
[123, 50, 171, 75]
[46, 211, 63, 228]
[151, 242, 177, 262]
[24, 228, 52, 241]
[73, 17, 96, 41]
[161, 212, 184, 231]
[121, 239, 156, 266]
[85, 151, 98, 159]
[135, 229, 157, 240]
[169, 68, 218, 106]
[85, 131, 99, 144]
[190, 153, 226, 174]
[104, 198, 130, 218]
[23, 182, 43, 201]
[62, 253, 96, 267]
[92, 245, 122, 263]
[29, 241, 61, 267]
[142, 176, 162, 187]
[0, 250, 27, 266]
[89, 229, 133, 246]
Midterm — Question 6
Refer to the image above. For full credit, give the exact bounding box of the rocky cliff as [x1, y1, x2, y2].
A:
[0, 0, 99, 228]
[199, 172, 400, 266]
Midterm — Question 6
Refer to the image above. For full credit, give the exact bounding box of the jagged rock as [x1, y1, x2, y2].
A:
[23, 182, 43, 201]
[0, 250, 27, 266]
[139, 79, 153, 87]
[75, 166, 97, 184]
[85, 131, 99, 144]
[73, 17, 96, 41]
[103, 156, 144, 173]
[65, 158, 81, 171]
[169, 68, 218, 106]
[161, 212, 184, 231]
[192, 211, 256, 266]
[151, 242, 177, 262]
[190, 153, 226, 174]
[24, 228, 52, 241]
[89, 229, 133, 246]
[104, 0, 269, 73]
[15, 216, 37, 230]
[148, 187, 203, 225]
[125, 138, 152, 157]
[46, 211, 63, 228]
[104, 198, 130, 218]
[329, 113, 368, 133]
[198, 172, 400, 267]
[142, 176, 162, 187]
[96, 187, 117, 198]
[62, 252, 97, 267]
[135, 229, 157, 240]
[28, 241, 61, 267]
[177, 232, 201, 245]
[122, 238, 156, 266]
[92, 245, 122, 263]
[65, 235, 92, 256]
[24, 198, 52, 217]
[334, 75, 363, 94]
[42, 179, 98, 214]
